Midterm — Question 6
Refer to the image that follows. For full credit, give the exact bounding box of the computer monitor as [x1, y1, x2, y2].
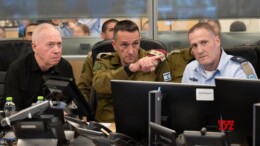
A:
[215, 78, 260, 146]
[44, 76, 93, 120]
[111, 80, 217, 142]
[183, 130, 227, 146]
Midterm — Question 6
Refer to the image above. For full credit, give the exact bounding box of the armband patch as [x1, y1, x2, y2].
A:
[93, 62, 102, 71]
[231, 56, 257, 79]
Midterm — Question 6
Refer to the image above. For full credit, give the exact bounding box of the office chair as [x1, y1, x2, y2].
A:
[0, 40, 32, 106]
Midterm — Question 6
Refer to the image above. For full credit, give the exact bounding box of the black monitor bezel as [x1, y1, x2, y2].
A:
[111, 80, 217, 141]
[44, 75, 93, 120]
[215, 77, 260, 145]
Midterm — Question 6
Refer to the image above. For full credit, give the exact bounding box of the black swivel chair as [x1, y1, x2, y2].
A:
[90, 38, 168, 119]
[225, 45, 259, 77]
[0, 40, 32, 107]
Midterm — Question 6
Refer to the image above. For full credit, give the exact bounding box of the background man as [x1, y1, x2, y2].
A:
[23, 23, 38, 40]
[101, 19, 118, 40]
[230, 21, 247, 32]
[4, 23, 74, 110]
[78, 19, 118, 101]
[182, 23, 257, 84]
[0, 27, 6, 38]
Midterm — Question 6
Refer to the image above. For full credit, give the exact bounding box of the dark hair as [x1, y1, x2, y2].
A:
[76, 23, 90, 35]
[113, 20, 139, 40]
[230, 21, 246, 32]
[101, 19, 118, 33]
[188, 22, 216, 36]
[24, 23, 38, 36]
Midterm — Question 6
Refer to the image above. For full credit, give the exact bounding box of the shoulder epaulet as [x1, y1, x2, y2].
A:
[96, 52, 114, 59]
[167, 49, 182, 56]
[230, 56, 247, 64]
[231, 56, 257, 79]
[147, 49, 167, 62]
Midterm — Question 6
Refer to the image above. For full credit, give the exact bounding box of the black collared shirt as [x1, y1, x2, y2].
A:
[3, 52, 74, 111]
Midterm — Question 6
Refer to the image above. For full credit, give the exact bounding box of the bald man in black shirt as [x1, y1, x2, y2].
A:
[3, 23, 74, 111]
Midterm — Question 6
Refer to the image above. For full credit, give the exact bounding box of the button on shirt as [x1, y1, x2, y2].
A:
[181, 50, 249, 85]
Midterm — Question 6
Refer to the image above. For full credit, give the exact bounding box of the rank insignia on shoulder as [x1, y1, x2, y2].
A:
[231, 56, 247, 64]
[163, 72, 172, 82]
[189, 77, 198, 82]
[147, 49, 167, 62]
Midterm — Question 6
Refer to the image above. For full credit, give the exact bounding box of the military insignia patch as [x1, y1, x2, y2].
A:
[163, 72, 171, 82]
[93, 62, 102, 71]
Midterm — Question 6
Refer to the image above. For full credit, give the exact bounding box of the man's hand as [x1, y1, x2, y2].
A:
[129, 55, 162, 72]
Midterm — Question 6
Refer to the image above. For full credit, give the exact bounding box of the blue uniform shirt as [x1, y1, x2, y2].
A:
[181, 49, 256, 85]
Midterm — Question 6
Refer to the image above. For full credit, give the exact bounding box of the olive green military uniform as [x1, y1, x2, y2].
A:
[92, 48, 161, 122]
[78, 52, 93, 101]
[165, 48, 194, 82]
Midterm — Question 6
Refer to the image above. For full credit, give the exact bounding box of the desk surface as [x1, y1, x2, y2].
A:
[3, 122, 116, 146]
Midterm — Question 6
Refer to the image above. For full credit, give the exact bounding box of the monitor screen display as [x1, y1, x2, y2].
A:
[111, 80, 216, 142]
[215, 77, 260, 146]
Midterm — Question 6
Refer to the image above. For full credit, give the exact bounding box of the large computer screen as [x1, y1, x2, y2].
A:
[44, 76, 93, 120]
[215, 78, 260, 146]
[111, 80, 217, 142]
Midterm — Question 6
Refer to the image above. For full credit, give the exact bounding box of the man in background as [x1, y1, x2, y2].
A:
[0, 27, 6, 38]
[230, 21, 246, 32]
[78, 19, 118, 101]
[23, 23, 38, 40]
[101, 19, 118, 40]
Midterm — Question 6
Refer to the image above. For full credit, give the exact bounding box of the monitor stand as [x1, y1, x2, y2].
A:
[148, 90, 162, 146]
[17, 139, 58, 146]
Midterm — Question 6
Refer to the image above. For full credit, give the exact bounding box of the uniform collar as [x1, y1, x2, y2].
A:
[31, 53, 61, 74]
[215, 49, 231, 76]
[111, 48, 147, 65]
